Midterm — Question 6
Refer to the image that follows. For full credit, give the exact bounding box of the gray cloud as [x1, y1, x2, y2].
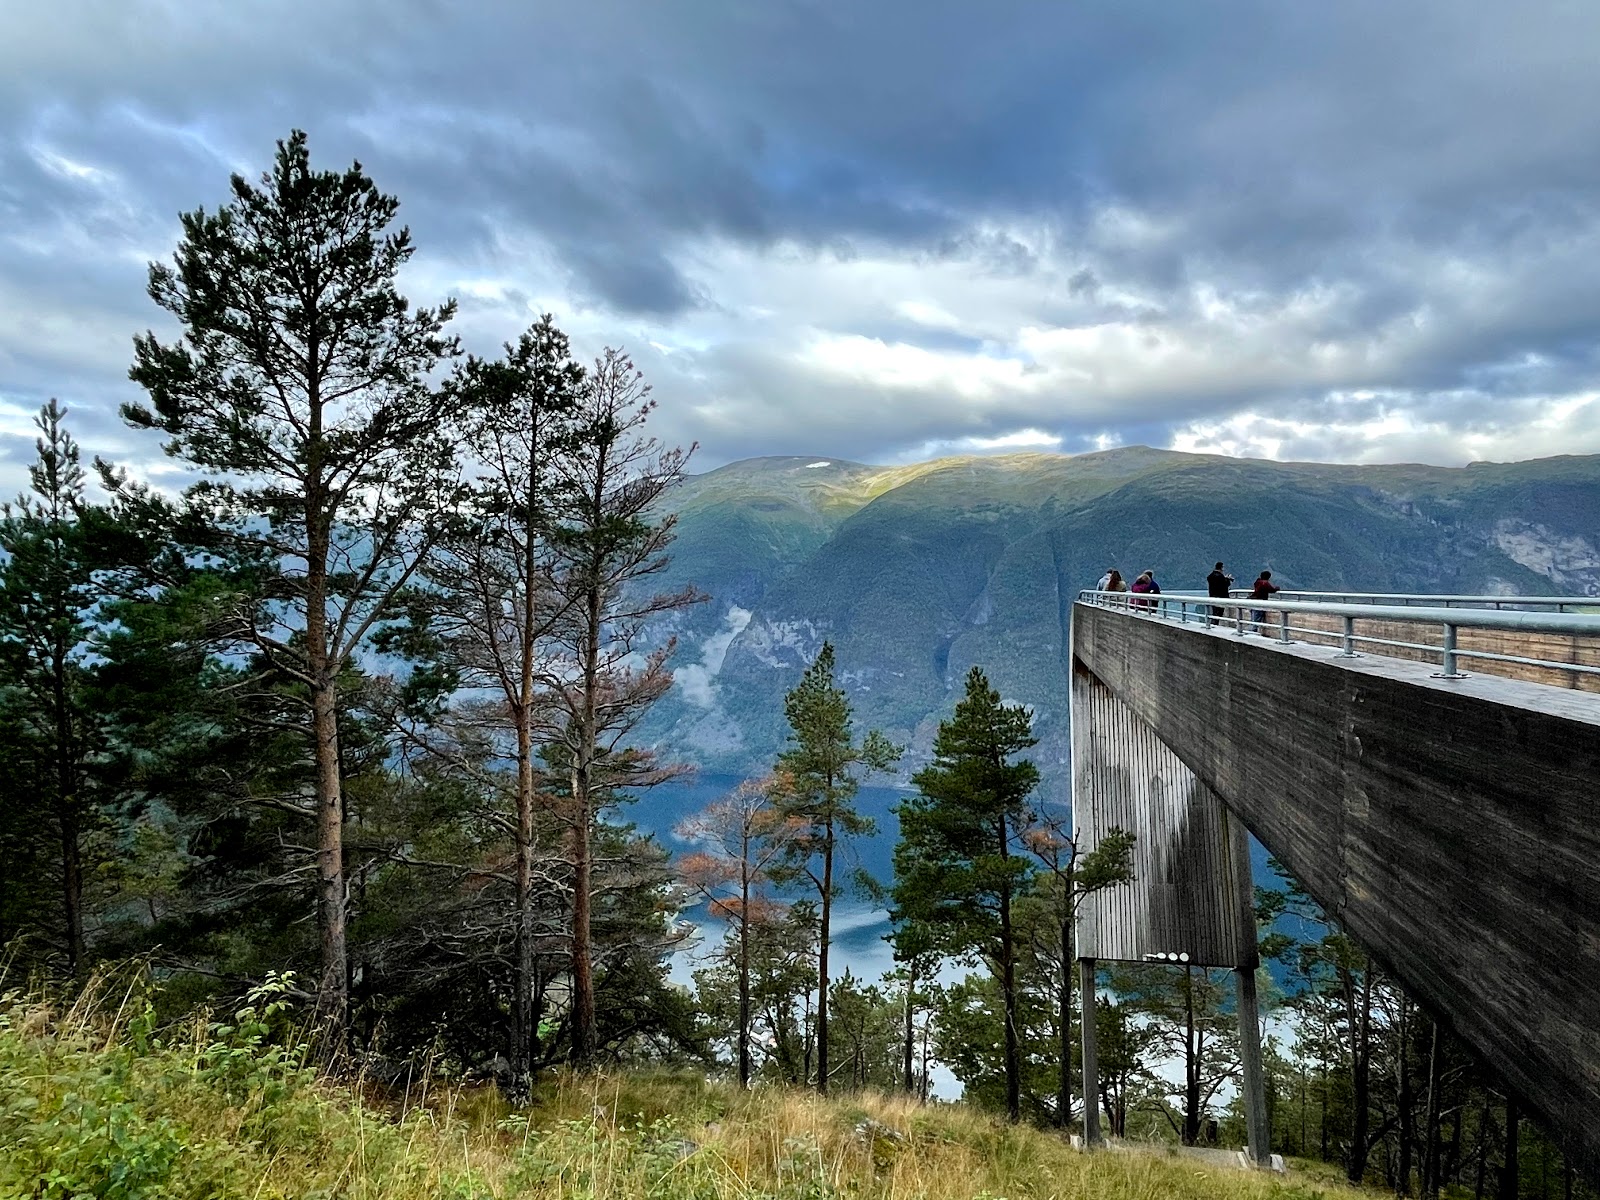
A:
[4, 0, 1600, 495]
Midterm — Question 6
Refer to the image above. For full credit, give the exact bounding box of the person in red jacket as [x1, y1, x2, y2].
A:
[1130, 570, 1156, 611]
[1249, 570, 1279, 634]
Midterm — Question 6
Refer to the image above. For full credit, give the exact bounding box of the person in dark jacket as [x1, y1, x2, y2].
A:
[1250, 569, 1280, 633]
[1205, 561, 1232, 625]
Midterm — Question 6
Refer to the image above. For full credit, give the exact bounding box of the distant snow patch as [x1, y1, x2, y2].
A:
[806, 461, 831, 468]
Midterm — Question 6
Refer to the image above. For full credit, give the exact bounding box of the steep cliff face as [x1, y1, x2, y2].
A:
[638, 450, 1600, 783]
[1490, 520, 1600, 594]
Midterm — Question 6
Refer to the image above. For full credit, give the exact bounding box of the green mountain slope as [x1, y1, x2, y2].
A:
[641, 448, 1600, 783]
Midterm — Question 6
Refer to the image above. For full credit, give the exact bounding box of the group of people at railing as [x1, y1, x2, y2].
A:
[1095, 560, 1280, 631]
[1095, 567, 1163, 609]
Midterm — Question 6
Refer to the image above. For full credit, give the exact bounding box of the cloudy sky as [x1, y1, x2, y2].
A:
[5, 1, 1600, 494]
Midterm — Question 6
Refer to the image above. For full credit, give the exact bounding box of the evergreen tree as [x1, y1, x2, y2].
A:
[693, 901, 818, 1085]
[124, 130, 462, 1032]
[886, 917, 941, 1095]
[892, 665, 1038, 1122]
[0, 401, 100, 972]
[1094, 995, 1158, 1138]
[1022, 806, 1134, 1127]
[826, 969, 902, 1091]
[1106, 961, 1242, 1145]
[772, 642, 901, 1094]
[934, 968, 1060, 1123]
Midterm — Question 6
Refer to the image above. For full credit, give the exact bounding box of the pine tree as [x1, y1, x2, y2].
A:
[0, 401, 99, 972]
[886, 918, 941, 1095]
[1106, 960, 1242, 1145]
[124, 130, 462, 1032]
[773, 642, 901, 1095]
[1022, 806, 1134, 1127]
[892, 665, 1038, 1122]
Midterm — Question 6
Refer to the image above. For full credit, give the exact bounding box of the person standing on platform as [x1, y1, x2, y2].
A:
[1205, 561, 1232, 625]
[1130, 570, 1157, 611]
[1250, 569, 1280, 634]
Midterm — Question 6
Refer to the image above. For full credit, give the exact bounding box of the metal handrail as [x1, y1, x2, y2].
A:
[1076, 590, 1600, 681]
[1153, 589, 1597, 610]
[1242, 590, 1598, 611]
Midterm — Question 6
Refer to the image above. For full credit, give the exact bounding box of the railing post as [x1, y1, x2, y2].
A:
[1433, 622, 1468, 679]
[1336, 614, 1360, 658]
[1278, 610, 1291, 644]
[1235, 607, 1245, 636]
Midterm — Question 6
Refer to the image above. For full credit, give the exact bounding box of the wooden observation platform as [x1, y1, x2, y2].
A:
[1071, 591, 1600, 1175]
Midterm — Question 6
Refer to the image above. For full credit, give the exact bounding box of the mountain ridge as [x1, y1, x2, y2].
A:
[643, 447, 1600, 785]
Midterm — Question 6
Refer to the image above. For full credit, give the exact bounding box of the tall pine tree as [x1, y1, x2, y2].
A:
[125, 130, 462, 1032]
[892, 665, 1038, 1122]
[407, 315, 585, 1084]
[773, 642, 900, 1095]
[0, 401, 100, 973]
[543, 349, 700, 1064]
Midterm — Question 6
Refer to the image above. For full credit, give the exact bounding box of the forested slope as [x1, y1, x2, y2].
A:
[640, 450, 1600, 779]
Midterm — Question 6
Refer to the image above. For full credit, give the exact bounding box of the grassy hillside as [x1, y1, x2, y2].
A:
[640, 448, 1600, 780]
[0, 979, 1365, 1200]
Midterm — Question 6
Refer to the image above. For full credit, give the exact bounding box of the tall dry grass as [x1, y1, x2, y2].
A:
[0, 971, 1368, 1200]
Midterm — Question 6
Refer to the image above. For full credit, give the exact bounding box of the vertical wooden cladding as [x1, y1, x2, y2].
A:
[1072, 600, 1600, 1178]
[1071, 661, 1256, 969]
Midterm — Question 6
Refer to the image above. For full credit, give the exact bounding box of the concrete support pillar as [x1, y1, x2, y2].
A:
[1236, 965, 1270, 1164]
[1079, 957, 1101, 1147]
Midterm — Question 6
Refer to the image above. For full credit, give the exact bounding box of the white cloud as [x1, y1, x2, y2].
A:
[675, 604, 752, 709]
[801, 333, 1031, 400]
[1170, 390, 1600, 466]
[897, 427, 1064, 463]
[5, 1, 1600, 495]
